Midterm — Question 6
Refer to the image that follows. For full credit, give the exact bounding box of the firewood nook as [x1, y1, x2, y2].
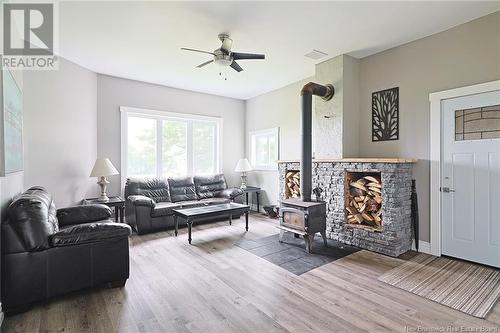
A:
[345, 171, 383, 232]
[278, 158, 417, 257]
[284, 170, 300, 198]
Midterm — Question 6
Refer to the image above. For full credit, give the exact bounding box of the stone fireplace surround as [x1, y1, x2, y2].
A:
[278, 158, 416, 257]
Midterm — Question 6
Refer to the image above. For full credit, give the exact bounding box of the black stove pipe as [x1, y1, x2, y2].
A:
[300, 82, 334, 202]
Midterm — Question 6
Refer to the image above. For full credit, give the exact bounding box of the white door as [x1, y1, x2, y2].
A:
[442, 90, 500, 268]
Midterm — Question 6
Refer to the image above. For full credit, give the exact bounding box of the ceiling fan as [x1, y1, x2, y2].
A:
[181, 33, 265, 72]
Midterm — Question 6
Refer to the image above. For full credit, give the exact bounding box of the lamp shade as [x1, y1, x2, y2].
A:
[90, 158, 119, 177]
[234, 158, 252, 172]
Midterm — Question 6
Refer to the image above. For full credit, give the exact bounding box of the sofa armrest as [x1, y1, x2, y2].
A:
[126, 195, 155, 234]
[57, 204, 112, 227]
[216, 188, 244, 200]
[51, 222, 131, 247]
[128, 195, 156, 208]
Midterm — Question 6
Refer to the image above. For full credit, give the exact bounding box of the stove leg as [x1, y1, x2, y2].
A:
[320, 230, 327, 247]
[279, 230, 285, 243]
[304, 234, 314, 253]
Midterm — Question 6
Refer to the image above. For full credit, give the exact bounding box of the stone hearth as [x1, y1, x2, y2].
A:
[278, 158, 416, 257]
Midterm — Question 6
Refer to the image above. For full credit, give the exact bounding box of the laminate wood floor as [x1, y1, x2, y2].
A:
[3, 214, 500, 333]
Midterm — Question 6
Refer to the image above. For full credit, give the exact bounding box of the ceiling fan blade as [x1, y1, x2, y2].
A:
[196, 60, 214, 68]
[181, 47, 215, 55]
[232, 52, 265, 60]
[230, 61, 243, 72]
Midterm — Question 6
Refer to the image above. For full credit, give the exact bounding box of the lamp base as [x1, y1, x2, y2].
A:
[240, 173, 247, 189]
[97, 176, 110, 202]
[97, 194, 110, 202]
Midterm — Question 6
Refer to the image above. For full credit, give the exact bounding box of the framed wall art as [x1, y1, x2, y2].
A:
[372, 87, 399, 142]
[0, 69, 23, 175]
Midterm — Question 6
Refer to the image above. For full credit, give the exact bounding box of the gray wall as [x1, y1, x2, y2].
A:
[358, 11, 500, 242]
[97, 75, 246, 196]
[23, 58, 98, 207]
[245, 78, 312, 206]
[245, 12, 500, 242]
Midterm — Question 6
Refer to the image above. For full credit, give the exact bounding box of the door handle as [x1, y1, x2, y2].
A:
[441, 187, 455, 193]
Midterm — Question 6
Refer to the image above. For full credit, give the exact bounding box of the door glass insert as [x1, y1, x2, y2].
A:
[455, 104, 500, 141]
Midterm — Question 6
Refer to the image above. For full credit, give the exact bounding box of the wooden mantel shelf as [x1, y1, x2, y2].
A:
[277, 158, 417, 164]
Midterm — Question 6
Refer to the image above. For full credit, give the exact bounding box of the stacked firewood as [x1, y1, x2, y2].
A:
[346, 176, 383, 228]
[285, 171, 300, 198]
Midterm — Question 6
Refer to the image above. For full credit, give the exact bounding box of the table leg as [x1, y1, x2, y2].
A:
[245, 192, 249, 206]
[120, 206, 125, 223]
[188, 219, 192, 244]
[115, 207, 119, 222]
[256, 192, 260, 213]
[174, 215, 178, 236]
[245, 210, 249, 231]
[229, 214, 232, 226]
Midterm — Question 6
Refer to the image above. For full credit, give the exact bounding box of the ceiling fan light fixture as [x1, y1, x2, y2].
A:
[216, 58, 232, 66]
[181, 33, 265, 73]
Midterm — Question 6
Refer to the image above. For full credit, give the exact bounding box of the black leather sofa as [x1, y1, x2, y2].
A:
[125, 174, 243, 234]
[1, 186, 132, 314]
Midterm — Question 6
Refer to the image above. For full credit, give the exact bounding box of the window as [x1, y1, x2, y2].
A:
[455, 105, 500, 141]
[249, 128, 279, 171]
[121, 107, 222, 182]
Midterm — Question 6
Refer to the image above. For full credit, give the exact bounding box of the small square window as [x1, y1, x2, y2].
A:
[249, 128, 279, 171]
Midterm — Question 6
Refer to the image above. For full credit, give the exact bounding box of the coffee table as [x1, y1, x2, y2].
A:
[173, 203, 250, 244]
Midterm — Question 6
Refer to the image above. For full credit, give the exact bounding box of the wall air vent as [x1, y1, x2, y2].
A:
[304, 49, 328, 60]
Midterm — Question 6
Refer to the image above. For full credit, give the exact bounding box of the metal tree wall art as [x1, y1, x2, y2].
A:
[372, 87, 399, 141]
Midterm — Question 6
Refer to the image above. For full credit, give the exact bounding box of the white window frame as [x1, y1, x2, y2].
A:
[248, 127, 279, 171]
[120, 106, 223, 191]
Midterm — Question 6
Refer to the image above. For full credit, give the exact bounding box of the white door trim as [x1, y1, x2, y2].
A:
[429, 80, 500, 257]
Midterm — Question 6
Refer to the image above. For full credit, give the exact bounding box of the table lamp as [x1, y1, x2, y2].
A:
[90, 158, 119, 202]
[234, 158, 252, 189]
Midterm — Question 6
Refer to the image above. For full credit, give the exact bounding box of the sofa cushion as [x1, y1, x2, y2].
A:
[168, 177, 197, 202]
[125, 178, 171, 203]
[51, 221, 131, 247]
[194, 174, 227, 199]
[151, 202, 180, 217]
[57, 204, 112, 227]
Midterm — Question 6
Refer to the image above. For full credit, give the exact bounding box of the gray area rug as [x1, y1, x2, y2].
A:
[379, 253, 500, 318]
[236, 233, 360, 275]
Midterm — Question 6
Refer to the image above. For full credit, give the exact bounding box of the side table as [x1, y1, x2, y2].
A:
[82, 196, 125, 223]
[241, 186, 261, 213]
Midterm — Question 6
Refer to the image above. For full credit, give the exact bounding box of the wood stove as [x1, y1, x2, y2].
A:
[279, 82, 333, 253]
[280, 199, 327, 252]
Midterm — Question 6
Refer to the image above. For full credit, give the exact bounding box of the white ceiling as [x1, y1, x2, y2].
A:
[59, 1, 500, 100]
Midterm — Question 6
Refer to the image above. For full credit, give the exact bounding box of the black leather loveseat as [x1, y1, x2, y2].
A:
[125, 174, 243, 234]
[1, 186, 131, 314]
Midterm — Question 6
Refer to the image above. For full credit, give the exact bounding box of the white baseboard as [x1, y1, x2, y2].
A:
[411, 240, 432, 255]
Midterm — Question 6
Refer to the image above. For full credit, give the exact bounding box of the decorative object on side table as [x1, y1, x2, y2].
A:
[372, 87, 399, 142]
[234, 158, 253, 189]
[90, 158, 119, 202]
[82, 196, 125, 223]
